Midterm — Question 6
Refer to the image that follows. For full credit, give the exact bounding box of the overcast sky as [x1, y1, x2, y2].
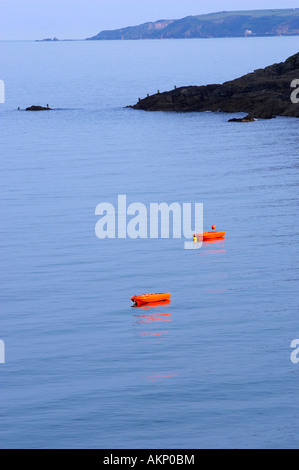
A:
[1, 0, 298, 40]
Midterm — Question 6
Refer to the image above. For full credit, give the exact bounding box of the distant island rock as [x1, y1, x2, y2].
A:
[86, 9, 299, 40]
[25, 105, 52, 111]
[129, 52, 299, 119]
[36, 37, 59, 42]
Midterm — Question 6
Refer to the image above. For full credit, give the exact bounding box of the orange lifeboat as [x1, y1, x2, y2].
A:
[196, 225, 225, 241]
[197, 231, 225, 241]
[131, 293, 171, 306]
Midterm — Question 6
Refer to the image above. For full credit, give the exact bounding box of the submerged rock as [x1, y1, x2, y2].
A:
[130, 52, 299, 119]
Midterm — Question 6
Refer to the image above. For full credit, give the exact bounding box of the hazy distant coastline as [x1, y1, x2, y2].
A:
[86, 9, 299, 40]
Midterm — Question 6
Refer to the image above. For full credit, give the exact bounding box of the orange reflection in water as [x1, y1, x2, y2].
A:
[202, 238, 226, 247]
[131, 302, 176, 380]
[198, 239, 226, 257]
[132, 300, 171, 343]
[146, 373, 179, 382]
[132, 300, 171, 309]
[138, 331, 168, 339]
[133, 312, 171, 325]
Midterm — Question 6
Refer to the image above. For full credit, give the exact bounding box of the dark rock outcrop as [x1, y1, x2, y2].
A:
[25, 105, 52, 111]
[130, 52, 299, 118]
[228, 115, 256, 122]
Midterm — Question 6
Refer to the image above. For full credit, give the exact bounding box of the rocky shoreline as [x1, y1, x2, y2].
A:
[130, 52, 299, 119]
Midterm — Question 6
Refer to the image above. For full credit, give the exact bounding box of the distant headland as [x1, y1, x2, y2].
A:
[35, 37, 79, 42]
[35, 37, 59, 42]
[86, 9, 299, 40]
[129, 52, 299, 119]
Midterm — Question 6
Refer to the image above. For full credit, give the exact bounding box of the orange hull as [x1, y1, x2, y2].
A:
[132, 300, 171, 309]
[197, 231, 225, 241]
[131, 293, 171, 305]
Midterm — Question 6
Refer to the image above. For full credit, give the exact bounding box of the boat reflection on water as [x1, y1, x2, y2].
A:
[132, 300, 171, 341]
[131, 300, 177, 381]
[202, 238, 225, 247]
[132, 299, 171, 325]
[146, 373, 179, 382]
[133, 312, 171, 325]
[199, 239, 228, 292]
[198, 238, 226, 257]
[132, 299, 171, 310]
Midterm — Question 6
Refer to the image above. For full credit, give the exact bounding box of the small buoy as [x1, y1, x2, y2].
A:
[193, 234, 198, 243]
[212, 225, 216, 231]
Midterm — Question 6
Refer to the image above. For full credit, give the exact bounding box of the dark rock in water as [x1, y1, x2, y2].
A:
[228, 115, 256, 123]
[258, 112, 277, 119]
[130, 52, 299, 119]
[25, 105, 52, 111]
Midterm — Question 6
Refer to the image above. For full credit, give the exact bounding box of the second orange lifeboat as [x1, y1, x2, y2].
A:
[195, 225, 225, 241]
[197, 231, 225, 241]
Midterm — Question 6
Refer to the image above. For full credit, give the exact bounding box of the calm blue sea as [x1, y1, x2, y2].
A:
[0, 37, 298, 449]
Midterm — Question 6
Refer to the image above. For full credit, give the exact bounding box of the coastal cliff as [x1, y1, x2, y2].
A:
[130, 52, 299, 118]
[87, 9, 299, 40]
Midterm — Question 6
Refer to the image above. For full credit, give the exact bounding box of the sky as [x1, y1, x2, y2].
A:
[1, 0, 299, 40]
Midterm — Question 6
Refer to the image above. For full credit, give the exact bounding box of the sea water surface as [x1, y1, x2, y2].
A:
[0, 37, 298, 449]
